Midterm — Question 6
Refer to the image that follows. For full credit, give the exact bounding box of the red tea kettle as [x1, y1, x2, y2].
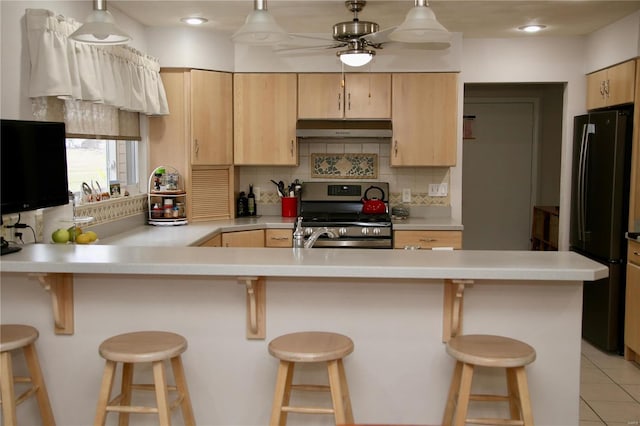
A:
[361, 186, 387, 214]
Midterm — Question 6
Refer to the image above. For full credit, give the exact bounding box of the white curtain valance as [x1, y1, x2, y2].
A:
[25, 8, 169, 116]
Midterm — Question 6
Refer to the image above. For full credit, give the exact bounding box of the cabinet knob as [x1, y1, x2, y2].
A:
[194, 139, 199, 157]
[338, 92, 341, 111]
[604, 79, 610, 98]
[290, 140, 294, 157]
[348, 92, 351, 110]
[394, 140, 398, 157]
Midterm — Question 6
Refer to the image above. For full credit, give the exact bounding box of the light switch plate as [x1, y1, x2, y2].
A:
[254, 187, 261, 201]
[429, 183, 448, 197]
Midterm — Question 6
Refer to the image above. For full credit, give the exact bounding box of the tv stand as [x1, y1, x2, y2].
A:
[1, 237, 22, 256]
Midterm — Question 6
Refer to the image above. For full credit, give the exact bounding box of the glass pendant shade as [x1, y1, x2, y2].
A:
[232, 2, 287, 45]
[390, 1, 451, 46]
[70, 0, 130, 45]
[337, 50, 375, 67]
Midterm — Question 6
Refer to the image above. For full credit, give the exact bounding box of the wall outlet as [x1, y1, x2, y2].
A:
[254, 186, 261, 201]
[402, 188, 411, 202]
[428, 183, 448, 197]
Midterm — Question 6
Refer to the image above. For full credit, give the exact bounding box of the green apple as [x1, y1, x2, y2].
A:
[51, 228, 70, 244]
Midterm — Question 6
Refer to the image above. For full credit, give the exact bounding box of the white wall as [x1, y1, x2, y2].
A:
[585, 10, 640, 73]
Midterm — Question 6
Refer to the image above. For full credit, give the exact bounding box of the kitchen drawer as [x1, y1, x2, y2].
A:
[629, 240, 640, 266]
[266, 229, 293, 248]
[393, 230, 462, 250]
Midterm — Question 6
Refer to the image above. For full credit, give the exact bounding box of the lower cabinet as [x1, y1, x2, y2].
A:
[625, 240, 640, 361]
[221, 230, 265, 248]
[265, 229, 293, 248]
[199, 234, 222, 247]
[393, 230, 463, 250]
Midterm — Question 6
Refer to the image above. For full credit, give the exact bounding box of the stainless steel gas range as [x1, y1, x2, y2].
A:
[298, 181, 392, 248]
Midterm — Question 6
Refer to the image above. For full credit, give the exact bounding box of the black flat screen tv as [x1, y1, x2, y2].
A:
[1, 119, 69, 215]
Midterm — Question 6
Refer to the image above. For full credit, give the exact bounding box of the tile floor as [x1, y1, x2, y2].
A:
[580, 340, 640, 426]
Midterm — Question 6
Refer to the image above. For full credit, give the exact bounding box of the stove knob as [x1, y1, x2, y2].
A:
[361, 228, 369, 235]
[339, 227, 347, 236]
[372, 227, 381, 235]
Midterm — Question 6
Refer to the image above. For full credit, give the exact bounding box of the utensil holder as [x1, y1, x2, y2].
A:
[281, 197, 298, 217]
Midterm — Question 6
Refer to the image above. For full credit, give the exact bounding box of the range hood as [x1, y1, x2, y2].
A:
[296, 119, 392, 140]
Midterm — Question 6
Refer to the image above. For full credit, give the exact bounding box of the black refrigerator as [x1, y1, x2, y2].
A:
[570, 107, 633, 353]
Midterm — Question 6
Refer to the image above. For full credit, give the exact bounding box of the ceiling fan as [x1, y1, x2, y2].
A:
[276, 0, 452, 67]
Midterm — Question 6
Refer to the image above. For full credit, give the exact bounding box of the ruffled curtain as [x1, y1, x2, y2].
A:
[25, 8, 168, 117]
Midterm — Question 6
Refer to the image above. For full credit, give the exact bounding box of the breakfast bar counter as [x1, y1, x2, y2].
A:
[0, 245, 606, 425]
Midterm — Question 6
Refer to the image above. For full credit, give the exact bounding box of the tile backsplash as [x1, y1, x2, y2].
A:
[238, 142, 451, 209]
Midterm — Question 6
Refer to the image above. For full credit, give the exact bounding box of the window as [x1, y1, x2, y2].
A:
[66, 138, 138, 197]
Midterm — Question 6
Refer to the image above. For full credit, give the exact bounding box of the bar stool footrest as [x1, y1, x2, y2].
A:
[469, 393, 511, 402]
[467, 419, 524, 425]
[291, 384, 331, 392]
[282, 406, 335, 415]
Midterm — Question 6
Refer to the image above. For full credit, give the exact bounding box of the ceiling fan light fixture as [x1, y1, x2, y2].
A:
[70, 0, 131, 45]
[337, 48, 375, 67]
[390, 0, 450, 45]
[232, 0, 287, 45]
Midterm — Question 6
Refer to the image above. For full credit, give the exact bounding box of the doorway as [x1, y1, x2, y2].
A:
[462, 84, 564, 250]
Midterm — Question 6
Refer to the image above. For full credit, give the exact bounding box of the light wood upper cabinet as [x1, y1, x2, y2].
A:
[298, 73, 391, 119]
[391, 73, 458, 166]
[587, 60, 636, 110]
[191, 70, 233, 165]
[221, 230, 265, 247]
[234, 73, 298, 165]
[149, 69, 235, 222]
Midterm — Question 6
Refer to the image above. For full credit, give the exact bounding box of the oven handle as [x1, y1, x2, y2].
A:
[309, 239, 393, 248]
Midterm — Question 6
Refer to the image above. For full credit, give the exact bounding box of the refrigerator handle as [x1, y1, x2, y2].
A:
[578, 123, 596, 241]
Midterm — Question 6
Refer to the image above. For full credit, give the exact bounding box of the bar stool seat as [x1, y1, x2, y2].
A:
[442, 334, 536, 426]
[269, 331, 355, 425]
[94, 331, 195, 426]
[0, 324, 55, 426]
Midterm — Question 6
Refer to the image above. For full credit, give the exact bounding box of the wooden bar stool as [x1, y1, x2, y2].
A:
[269, 331, 355, 426]
[0, 324, 56, 426]
[442, 334, 536, 426]
[94, 331, 195, 426]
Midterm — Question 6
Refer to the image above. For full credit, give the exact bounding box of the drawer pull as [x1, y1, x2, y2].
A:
[270, 237, 289, 241]
[419, 238, 438, 243]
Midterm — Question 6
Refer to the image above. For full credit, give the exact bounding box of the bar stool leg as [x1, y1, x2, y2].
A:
[95, 360, 117, 426]
[514, 367, 534, 426]
[442, 361, 463, 426]
[270, 361, 295, 426]
[152, 361, 172, 426]
[0, 351, 17, 426]
[23, 343, 56, 426]
[452, 363, 474, 426]
[118, 363, 134, 426]
[506, 367, 521, 420]
[170, 355, 196, 426]
[327, 359, 354, 424]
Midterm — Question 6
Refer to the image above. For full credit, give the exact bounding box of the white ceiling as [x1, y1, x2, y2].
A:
[110, 0, 640, 39]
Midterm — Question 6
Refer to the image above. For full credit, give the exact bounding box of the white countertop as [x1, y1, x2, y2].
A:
[97, 215, 463, 247]
[0, 243, 607, 282]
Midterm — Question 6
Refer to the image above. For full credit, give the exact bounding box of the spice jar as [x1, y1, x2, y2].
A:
[163, 199, 174, 218]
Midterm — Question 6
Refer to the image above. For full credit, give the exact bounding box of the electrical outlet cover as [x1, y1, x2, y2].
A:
[402, 188, 411, 202]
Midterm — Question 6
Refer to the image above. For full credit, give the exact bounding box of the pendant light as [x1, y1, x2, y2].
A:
[390, 0, 450, 47]
[70, 0, 130, 45]
[232, 0, 287, 45]
[337, 40, 375, 67]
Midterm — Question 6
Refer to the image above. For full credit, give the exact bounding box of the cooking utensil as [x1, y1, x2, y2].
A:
[361, 185, 386, 214]
[271, 180, 285, 197]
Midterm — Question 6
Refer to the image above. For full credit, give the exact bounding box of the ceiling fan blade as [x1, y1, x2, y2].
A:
[274, 43, 346, 54]
[362, 26, 397, 45]
[287, 33, 336, 43]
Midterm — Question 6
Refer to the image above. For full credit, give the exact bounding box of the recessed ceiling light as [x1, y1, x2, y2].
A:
[181, 17, 208, 26]
[518, 24, 546, 33]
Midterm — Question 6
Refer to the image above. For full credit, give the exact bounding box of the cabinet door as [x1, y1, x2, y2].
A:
[586, 68, 608, 110]
[191, 70, 233, 165]
[199, 234, 222, 247]
[345, 73, 391, 118]
[234, 74, 298, 165]
[265, 229, 293, 247]
[607, 60, 636, 107]
[391, 73, 458, 166]
[298, 74, 343, 119]
[222, 229, 265, 247]
[625, 254, 640, 359]
[393, 230, 462, 249]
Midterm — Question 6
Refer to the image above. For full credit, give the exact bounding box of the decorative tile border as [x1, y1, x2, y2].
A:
[311, 153, 378, 179]
[258, 191, 448, 206]
[75, 193, 147, 226]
